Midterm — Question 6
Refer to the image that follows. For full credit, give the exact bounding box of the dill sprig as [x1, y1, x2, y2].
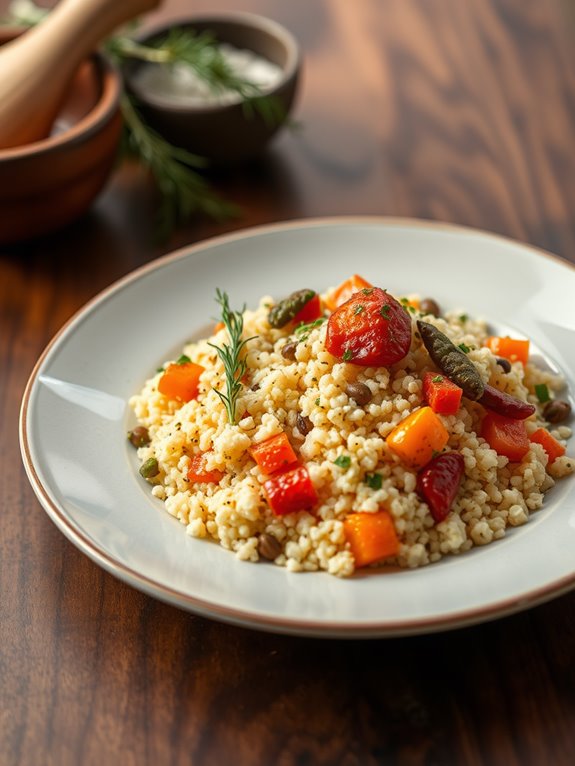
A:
[208, 290, 256, 425]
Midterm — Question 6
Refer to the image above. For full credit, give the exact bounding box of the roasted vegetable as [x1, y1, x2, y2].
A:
[343, 510, 399, 567]
[269, 289, 317, 328]
[529, 428, 566, 464]
[325, 287, 412, 366]
[417, 321, 484, 401]
[422, 372, 462, 415]
[263, 465, 318, 516]
[158, 361, 204, 402]
[187, 453, 224, 484]
[416, 452, 465, 523]
[250, 432, 298, 475]
[486, 336, 529, 365]
[325, 274, 373, 311]
[386, 406, 449, 469]
[479, 384, 535, 420]
[481, 412, 530, 461]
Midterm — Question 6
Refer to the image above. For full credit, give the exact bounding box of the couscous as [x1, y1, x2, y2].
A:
[128, 276, 574, 576]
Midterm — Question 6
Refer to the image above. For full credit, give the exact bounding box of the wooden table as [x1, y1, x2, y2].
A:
[2, 1, 575, 763]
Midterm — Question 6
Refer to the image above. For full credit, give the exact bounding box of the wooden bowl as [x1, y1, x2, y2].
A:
[122, 13, 301, 165]
[0, 29, 123, 245]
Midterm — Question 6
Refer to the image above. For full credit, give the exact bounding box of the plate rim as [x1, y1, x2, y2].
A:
[19, 216, 575, 637]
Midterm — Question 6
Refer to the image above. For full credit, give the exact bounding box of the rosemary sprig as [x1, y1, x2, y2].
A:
[208, 290, 256, 425]
[120, 95, 236, 239]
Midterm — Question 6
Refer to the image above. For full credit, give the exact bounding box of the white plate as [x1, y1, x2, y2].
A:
[20, 218, 575, 637]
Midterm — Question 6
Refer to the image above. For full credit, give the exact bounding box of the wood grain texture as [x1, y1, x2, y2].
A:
[1, 1, 575, 764]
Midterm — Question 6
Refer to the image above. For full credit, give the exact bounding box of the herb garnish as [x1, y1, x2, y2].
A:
[364, 472, 382, 490]
[208, 289, 256, 425]
[176, 354, 192, 365]
[294, 317, 327, 341]
[380, 305, 391, 320]
[458, 343, 471, 353]
[432, 375, 444, 383]
[353, 305, 365, 315]
[343, 349, 354, 362]
[333, 455, 351, 471]
[534, 383, 550, 403]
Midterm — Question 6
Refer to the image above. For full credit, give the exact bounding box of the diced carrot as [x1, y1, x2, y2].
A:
[422, 372, 463, 415]
[250, 432, 298, 475]
[486, 336, 530, 365]
[213, 321, 225, 333]
[293, 293, 322, 325]
[386, 406, 449, 469]
[187, 453, 224, 484]
[530, 428, 566, 464]
[158, 361, 204, 402]
[324, 274, 373, 311]
[264, 465, 318, 516]
[481, 412, 530, 461]
[344, 510, 399, 567]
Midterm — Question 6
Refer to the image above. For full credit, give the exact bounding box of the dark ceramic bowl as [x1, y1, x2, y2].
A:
[0, 28, 123, 246]
[123, 13, 301, 164]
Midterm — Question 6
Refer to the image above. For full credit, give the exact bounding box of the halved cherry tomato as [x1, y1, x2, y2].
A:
[325, 287, 412, 366]
[292, 293, 322, 325]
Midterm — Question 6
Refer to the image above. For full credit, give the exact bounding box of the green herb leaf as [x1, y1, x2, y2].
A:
[361, 288, 374, 296]
[534, 383, 550, 403]
[343, 349, 354, 362]
[380, 305, 391, 320]
[294, 316, 327, 340]
[353, 305, 365, 315]
[458, 343, 471, 353]
[208, 289, 256, 425]
[459, 314, 468, 323]
[176, 354, 191, 365]
[432, 375, 444, 383]
[364, 472, 382, 490]
[315, 397, 321, 406]
[333, 455, 351, 470]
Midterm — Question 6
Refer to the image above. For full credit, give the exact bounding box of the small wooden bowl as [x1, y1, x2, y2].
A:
[123, 13, 301, 165]
[0, 29, 123, 245]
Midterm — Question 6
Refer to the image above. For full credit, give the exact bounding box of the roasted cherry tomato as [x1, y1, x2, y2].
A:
[325, 287, 412, 366]
[416, 452, 465, 523]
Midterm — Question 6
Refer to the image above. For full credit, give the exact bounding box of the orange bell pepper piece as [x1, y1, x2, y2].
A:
[250, 432, 298, 475]
[530, 428, 566, 464]
[386, 406, 449, 469]
[158, 361, 204, 402]
[344, 510, 399, 567]
[486, 336, 530, 365]
[325, 274, 373, 311]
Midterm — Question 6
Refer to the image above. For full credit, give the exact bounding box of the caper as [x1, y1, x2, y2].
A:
[258, 533, 282, 561]
[128, 425, 150, 448]
[296, 413, 312, 435]
[345, 381, 372, 406]
[268, 289, 316, 328]
[543, 399, 572, 424]
[495, 357, 512, 373]
[281, 340, 298, 361]
[139, 457, 159, 479]
[419, 298, 441, 317]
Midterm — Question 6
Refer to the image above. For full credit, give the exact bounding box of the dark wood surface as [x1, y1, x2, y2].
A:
[2, 0, 575, 764]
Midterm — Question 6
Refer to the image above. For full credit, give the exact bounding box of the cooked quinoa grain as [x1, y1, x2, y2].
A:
[129, 287, 573, 576]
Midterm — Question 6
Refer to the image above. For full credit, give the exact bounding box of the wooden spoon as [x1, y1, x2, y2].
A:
[0, 0, 160, 149]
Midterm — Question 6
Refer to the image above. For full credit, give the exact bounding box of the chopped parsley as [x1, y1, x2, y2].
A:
[432, 375, 444, 383]
[333, 455, 351, 470]
[315, 397, 321, 406]
[534, 383, 550, 403]
[380, 304, 391, 320]
[458, 343, 471, 353]
[361, 288, 374, 296]
[176, 354, 191, 365]
[353, 305, 365, 315]
[459, 314, 468, 323]
[364, 472, 382, 490]
[295, 317, 327, 340]
[343, 349, 354, 362]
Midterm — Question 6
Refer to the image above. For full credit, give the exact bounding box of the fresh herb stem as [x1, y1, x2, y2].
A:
[208, 290, 256, 425]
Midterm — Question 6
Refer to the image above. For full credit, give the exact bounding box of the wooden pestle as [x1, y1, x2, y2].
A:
[0, 0, 161, 150]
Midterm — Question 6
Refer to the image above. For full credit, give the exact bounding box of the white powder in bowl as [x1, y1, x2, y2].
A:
[132, 43, 283, 107]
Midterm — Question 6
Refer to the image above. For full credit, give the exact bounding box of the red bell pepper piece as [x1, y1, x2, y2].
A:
[481, 412, 530, 461]
[530, 428, 566, 464]
[293, 293, 322, 325]
[263, 465, 318, 516]
[416, 452, 465, 523]
[422, 372, 463, 415]
[325, 287, 412, 366]
[187, 453, 224, 484]
[250, 432, 298, 475]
